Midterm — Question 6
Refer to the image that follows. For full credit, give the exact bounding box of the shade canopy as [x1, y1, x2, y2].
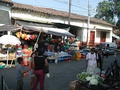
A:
[0, 24, 22, 31]
[23, 25, 75, 37]
[0, 24, 75, 37]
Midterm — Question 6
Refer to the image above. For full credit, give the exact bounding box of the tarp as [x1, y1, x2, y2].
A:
[16, 20, 74, 37]
[23, 25, 75, 37]
[0, 24, 22, 31]
[0, 24, 75, 37]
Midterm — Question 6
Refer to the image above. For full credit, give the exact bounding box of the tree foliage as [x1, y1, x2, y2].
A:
[94, 0, 120, 28]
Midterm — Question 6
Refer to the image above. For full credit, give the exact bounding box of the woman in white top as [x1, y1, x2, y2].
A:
[86, 48, 97, 74]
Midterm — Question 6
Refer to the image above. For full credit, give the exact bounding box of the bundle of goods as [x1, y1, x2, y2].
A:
[0, 62, 6, 69]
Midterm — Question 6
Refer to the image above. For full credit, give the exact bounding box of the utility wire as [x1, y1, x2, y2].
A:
[53, 0, 88, 10]
[53, 0, 96, 13]
[30, 0, 96, 15]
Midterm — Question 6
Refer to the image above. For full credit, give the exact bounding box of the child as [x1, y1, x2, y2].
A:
[16, 57, 29, 90]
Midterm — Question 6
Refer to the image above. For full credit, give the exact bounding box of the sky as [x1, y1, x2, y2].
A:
[12, 0, 103, 17]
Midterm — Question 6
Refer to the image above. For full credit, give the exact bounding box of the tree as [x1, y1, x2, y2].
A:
[94, 0, 120, 28]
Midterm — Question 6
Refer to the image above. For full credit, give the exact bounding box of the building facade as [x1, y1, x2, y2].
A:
[0, 0, 114, 46]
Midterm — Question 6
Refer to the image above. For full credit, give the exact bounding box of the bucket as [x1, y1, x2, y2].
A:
[18, 45, 22, 49]
[76, 52, 81, 60]
[17, 50, 22, 56]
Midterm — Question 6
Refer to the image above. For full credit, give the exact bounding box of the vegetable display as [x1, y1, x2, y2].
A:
[77, 72, 105, 86]
[77, 72, 92, 81]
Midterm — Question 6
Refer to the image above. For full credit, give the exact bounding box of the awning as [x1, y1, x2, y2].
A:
[23, 25, 75, 37]
[16, 20, 53, 28]
[112, 33, 120, 39]
[0, 24, 22, 31]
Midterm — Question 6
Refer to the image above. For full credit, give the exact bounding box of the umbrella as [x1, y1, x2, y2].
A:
[0, 35, 21, 45]
[0, 35, 21, 67]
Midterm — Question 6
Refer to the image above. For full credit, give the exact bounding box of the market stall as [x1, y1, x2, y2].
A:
[0, 24, 77, 67]
[0, 24, 22, 68]
[0, 35, 21, 68]
[14, 25, 76, 64]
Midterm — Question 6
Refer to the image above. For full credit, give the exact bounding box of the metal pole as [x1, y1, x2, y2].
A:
[87, 0, 90, 46]
[68, 0, 71, 25]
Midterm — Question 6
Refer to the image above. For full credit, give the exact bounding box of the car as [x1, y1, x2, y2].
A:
[79, 49, 90, 55]
[96, 42, 117, 55]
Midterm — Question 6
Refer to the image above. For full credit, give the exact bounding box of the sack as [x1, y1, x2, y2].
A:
[43, 65, 49, 74]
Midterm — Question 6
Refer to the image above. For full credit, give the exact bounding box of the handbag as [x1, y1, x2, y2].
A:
[43, 65, 49, 74]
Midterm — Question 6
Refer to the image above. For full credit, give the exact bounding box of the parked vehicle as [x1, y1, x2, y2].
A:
[96, 42, 117, 55]
[79, 49, 90, 55]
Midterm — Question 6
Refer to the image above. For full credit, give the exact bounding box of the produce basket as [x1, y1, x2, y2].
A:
[76, 73, 92, 84]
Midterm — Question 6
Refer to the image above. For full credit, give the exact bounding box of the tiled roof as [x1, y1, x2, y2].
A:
[1, 0, 113, 27]
[12, 2, 90, 21]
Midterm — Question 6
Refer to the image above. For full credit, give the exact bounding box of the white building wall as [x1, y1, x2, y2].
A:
[106, 31, 112, 42]
[95, 30, 101, 43]
[82, 29, 87, 42]
[11, 10, 113, 43]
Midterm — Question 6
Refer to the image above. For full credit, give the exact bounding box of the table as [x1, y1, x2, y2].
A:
[47, 57, 56, 63]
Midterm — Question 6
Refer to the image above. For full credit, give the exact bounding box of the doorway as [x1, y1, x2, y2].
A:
[100, 32, 106, 42]
[89, 31, 95, 46]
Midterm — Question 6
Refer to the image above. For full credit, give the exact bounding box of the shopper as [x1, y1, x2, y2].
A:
[105, 44, 109, 58]
[86, 48, 97, 74]
[16, 57, 29, 90]
[31, 49, 49, 90]
[97, 49, 104, 70]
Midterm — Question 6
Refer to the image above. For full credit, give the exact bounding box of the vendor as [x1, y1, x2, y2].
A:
[86, 48, 97, 74]
[43, 41, 49, 51]
[54, 42, 62, 52]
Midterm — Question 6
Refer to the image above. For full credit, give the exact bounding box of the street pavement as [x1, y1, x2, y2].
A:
[0, 54, 120, 90]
